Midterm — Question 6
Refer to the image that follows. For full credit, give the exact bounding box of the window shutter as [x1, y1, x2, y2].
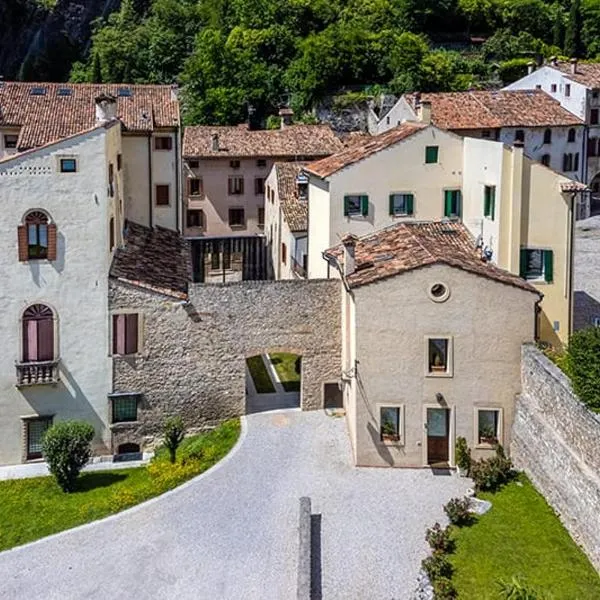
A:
[18, 225, 28, 261]
[574, 153, 579, 172]
[125, 314, 139, 354]
[24, 320, 38, 361]
[37, 318, 54, 361]
[228, 178, 233, 195]
[444, 190, 453, 217]
[361, 196, 369, 216]
[456, 190, 462, 217]
[484, 187, 490, 217]
[343, 196, 350, 216]
[47, 224, 57, 261]
[406, 194, 414, 215]
[389, 194, 395, 215]
[544, 250, 554, 283]
[519, 249, 527, 278]
[563, 154, 569, 172]
[113, 314, 126, 355]
[239, 178, 244, 194]
[490, 191, 495, 221]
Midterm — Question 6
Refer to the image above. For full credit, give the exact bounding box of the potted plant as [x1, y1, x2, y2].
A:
[455, 436, 471, 476]
[431, 351, 446, 372]
[381, 419, 399, 442]
[479, 425, 497, 446]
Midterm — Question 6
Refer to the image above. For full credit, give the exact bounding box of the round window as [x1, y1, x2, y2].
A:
[429, 282, 450, 302]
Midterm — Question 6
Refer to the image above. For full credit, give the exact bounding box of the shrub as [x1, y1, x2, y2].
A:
[425, 522, 453, 553]
[433, 576, 457, 600]
[422, 551, 453, 581]
[163, 416, 185, 464]
[497, 576, 549, 599]
[42, 420, 95, 492]
[565, 326, 600, 411]
[455, 436, 471, 473]
[470, 444, 513, 492]
[443, 497, 472, 526]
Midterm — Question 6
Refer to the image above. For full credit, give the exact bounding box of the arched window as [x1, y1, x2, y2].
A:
[18, 211, 57, 261]
[543, 129, 552, 144]
[568, 128, 576, 143]
[22, 304, 55, 362]
[541, 154, 551, 167]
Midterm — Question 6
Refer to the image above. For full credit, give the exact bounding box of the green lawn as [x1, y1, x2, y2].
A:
[450, 475, 600, 599]
[0, 419, 240, 552]
[246, 355, 275, 393]
[269, 352, 301, 392]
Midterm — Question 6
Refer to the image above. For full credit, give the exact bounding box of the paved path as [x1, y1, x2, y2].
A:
[574, 216, 600, 330]
[0, 411, 470, 600]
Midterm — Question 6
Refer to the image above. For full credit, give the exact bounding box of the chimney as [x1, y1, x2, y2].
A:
[571, 57, 578, 74]
[418, 100, 432, 125]
[279, 107, 294, 129]
[550, 56, 558, 67]
[211, 133, 219, 152]
[341, 234, 358, 277]
[95, 93, 117, 123]
[527, 61, 536, 75]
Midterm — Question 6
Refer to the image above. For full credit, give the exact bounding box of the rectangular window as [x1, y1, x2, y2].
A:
[389, 193, 414, 216]
[254, 177, 265, 195]
[60, 158, 77, 173]
[117, 153, 122, 171]
[484, 185, 495, 220]
[514, 130, 525, 143]
[189, 178, 202, 196]
[563, 153, 573, 172]
[228, 176, 244, 195]
[186, 209, 204, 228]
[112, 313, 139, 355]
[4, 134, 18, 149]
[476, 408, 502, 446]
[551, 83, 557, 93]
[257, 159, 267, 168]
[229, 208, 245, 228]
[574, 152, 580, 172]
[380, 406, 402, 443]
[154, 137, 172, 151]
[281, 242, 287, 265]
[230, 159, 241, 169]
[343, 195, 368, 216]
[26, 417, 53, 460]
[592, 109, 599, 125]
[565, 84, 571, 97]
[444, 189, 462, 218]
[155, 184, 170, 205]
[428, 338, 450, 375]
[258, 207, 265, 228]
[189, 160, 199, 169]
[588, 138, 598, 157]
[519, 248, 553, 282]
[425, 146, 439, 164]
[111, 395, 139, 423]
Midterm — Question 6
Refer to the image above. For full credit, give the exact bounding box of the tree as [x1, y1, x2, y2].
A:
[564, 0, 584, 57]
[163, 416, 185, 463]
[565, 327, 600, 411]
[92, 53, 102, 83]
[42, 421, 95, 493]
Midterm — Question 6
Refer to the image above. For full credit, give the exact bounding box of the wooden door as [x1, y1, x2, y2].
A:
[427, 408, 450, 465]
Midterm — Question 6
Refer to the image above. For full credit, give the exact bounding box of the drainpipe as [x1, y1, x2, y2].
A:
[148, 133, 153, 228]
[568, 192, 576, 338]
[175, 129, 181, 233]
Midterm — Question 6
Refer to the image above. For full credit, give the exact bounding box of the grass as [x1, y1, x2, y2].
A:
[269, 352, 301, 392]
[450, 474, 600, 599]
[246, 355, 275, 393]
[0, 418, 240, 552]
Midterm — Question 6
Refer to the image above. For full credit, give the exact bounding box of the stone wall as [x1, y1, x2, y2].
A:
[512, 344, 600, 570]
[109, 278, 341, 449]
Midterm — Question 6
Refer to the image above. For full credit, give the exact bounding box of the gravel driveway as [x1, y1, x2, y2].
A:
[0, 410, 470, 600]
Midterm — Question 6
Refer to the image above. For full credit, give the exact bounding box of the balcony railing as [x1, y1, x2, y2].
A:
[16, 360, 60, 386]
[291, 256, 307, 279]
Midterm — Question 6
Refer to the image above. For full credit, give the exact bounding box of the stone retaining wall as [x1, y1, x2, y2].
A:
[512, 344, 600, 570]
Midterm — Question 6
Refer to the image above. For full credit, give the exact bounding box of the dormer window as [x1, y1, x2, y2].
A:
[117, 87, 132, 97]
[30, 87, 46, 96]
[4, 134, 18, 149]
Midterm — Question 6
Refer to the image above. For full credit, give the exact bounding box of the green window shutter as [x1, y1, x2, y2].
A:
[456, 190, 462, 217]
[425, 146, 438, 164]
[490, 187, 495, 221]
[361, 195, 369, 216]
[343, 196, 350, 216]
[406, 194, 414, 215]
[389, 194, 395, 215]
[444, 190, 453, 217]
[484, 186, 491, 217]
[544, 250, 554, 283]
[519, 249, 527, 278]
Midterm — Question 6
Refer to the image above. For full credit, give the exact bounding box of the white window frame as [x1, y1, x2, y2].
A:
[377, 404, 405, 446]
[425, 335, 453, 378]
[522, 248, 546, 283]
[474, 407, 503, 449]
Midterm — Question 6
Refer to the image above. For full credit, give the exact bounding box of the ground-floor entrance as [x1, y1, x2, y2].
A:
[426, 407, 451, 467]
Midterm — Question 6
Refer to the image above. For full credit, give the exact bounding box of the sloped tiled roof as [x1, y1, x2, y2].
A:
[275, 162, 308, 232]
[325, 221, 540, 293]
[553, 61, 600, 88]
[110, 221, 191, 299]
[183, 124, 343, 158]
[406, 90, 582, 129]
[0, 81, 180, 150]
[305, 122, 427, 178]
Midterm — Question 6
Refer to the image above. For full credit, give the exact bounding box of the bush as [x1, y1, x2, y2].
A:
[455, 436, 471, 473]
[565, 326, 600, 411]
[422, 551, 453, 581]
[443, 497, 472, 526]
[433, 576, 457, 600]
[425, 522, 453, 553]
[42, 421, 95, 492]
[163, 416, 185, 464]
[497, 576, 549, 599]
[470, 444, 513, 492]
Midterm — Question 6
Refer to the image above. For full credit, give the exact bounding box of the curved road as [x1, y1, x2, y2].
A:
[0, 410, 469, 599]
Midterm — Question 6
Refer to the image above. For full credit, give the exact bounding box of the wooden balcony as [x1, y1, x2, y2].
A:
[16, 360, 60, 386]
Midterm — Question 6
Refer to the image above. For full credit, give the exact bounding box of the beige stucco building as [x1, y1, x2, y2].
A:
[325, 222, 540, 468]
[305, 122, 581, 347]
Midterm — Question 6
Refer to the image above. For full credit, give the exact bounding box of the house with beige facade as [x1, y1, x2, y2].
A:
[304, 122, 582, 347]
[325, 222, 540, 468]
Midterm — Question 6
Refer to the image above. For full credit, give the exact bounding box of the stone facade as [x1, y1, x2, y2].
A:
[109, 278, 341, 450]
[512, 344, 600, 570]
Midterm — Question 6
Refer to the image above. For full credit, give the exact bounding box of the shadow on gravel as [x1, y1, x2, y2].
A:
[311, 514, 322, 600]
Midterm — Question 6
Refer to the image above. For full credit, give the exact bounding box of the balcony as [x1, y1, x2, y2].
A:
[16, 360, 60, 386]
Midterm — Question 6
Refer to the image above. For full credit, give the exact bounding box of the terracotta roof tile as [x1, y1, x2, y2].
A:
[183, 124, 342, 158]
[274, 162, 308, 232]
[326, 221, 540, 293]
[110, 221, 191, 298]
[406, 90, 582, 129]
[305, 122, 427, 178]
[0, 81, 180, 150]
[553, 61, 600, 88]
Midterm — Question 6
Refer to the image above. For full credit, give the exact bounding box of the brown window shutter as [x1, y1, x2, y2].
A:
[125, 314, 139, 354]
[47, 224, 57, 261]
[18, 225, 28, 261]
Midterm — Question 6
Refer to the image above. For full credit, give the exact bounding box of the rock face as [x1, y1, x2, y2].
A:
[0, 0, 121, 81]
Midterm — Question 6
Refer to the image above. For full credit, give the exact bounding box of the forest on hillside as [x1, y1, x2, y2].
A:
[8, 0, 600, 126]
